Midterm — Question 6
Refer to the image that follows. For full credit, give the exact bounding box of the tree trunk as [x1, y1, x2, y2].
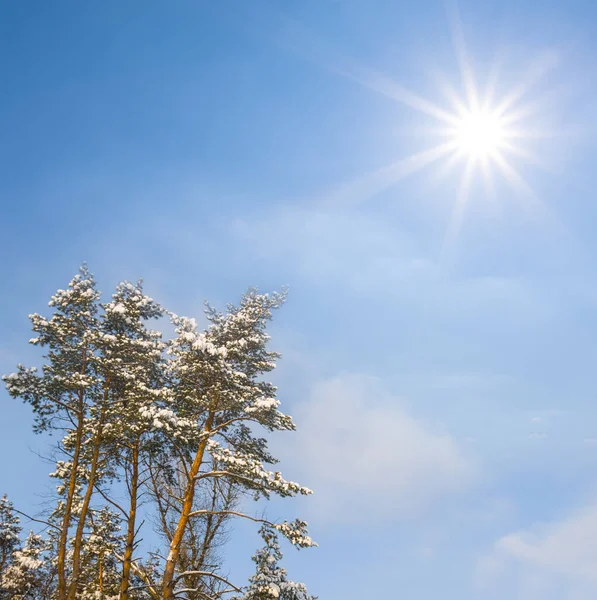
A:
[161, 412, 214, 599]
[57, 346, 86, 600]
[119, 438, 140, 600]
[66, 390, 108, 600]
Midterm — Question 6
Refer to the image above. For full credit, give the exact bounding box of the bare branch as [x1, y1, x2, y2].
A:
[12, 508, 60, 532]
[114, 552, 161, 600]
[188, 509, 272, 527]
[92, 484, 129, 519]
[173, 571, 241, 592]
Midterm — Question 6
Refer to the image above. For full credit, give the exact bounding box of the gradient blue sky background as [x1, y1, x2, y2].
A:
[3, 1, 597, 598]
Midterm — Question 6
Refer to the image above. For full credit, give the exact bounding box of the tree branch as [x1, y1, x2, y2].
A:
[12, 508, 60, 532]
[173, 570, 241, 592]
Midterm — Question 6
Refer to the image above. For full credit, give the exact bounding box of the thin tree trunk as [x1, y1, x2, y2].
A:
[195, 478, 221, 572]
[57, 347, 87, 600]
[57, 411, 83, 600]
[66, 386, 108, 600]
[99, 558, 104, 596]
[119, 438, 140, 600]
[182, 480, 222, 597]
[161, 412, 214, 600]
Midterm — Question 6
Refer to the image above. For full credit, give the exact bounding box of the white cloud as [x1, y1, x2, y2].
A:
[280, 374, 475, 521]
[499, 503, 597, 579]
[480, 499, 597, 599]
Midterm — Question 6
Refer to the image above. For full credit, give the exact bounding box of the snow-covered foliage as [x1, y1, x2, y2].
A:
[236, 526, 316, 600]
[3, 265, 101, 434]
[2, 266, 316, 600]
[0, 494, 22, 598]
[75, 506, 124, 600]
[2, 531, 52, 600]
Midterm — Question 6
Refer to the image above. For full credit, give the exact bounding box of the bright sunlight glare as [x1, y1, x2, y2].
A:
[315, 7, 560, 256]
[451, 109, 508, 159]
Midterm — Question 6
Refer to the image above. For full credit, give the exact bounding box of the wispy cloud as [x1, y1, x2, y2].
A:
[479, 498, 597, 599]
[278, 373, 476, 522]
[232, 204, 552, 321]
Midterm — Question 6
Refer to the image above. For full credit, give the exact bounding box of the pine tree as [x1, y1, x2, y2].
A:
[3, 271, 168, 600]
[239, 526, 315, 600]
[94, 280, 166, 600]
[3, 269, 317, 600]
[2, 531, 53, 600]
[3, 265, 102, 600]
[159, 290, 314, 599]
[0, 494, 22, 598]
[76, 506, 124, 600]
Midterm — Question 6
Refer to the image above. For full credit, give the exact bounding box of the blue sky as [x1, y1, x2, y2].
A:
[3, 1, 597, 598]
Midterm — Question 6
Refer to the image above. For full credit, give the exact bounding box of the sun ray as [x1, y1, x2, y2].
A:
[491, 51, 559, 119]
[491, 152, 566, 236]
[441, 156, 475, 266]
[434, 72, 471, 117]
[346, 67, 462, 126]
[498, 142, 542, 167]
[448, 3, 480, 112]
[424, 150, 465, 190]
[491, 152, 533, 196]
[501, 127, 552, 140]
[275, 16, 464, 127]
[481, 56, 504, 113]
[489, 152, 542, 224]
[479, 154, 497, 201]
[321, 142, 455, 209]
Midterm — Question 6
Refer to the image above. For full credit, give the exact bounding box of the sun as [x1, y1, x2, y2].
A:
[323, 46, 550, 206]
[315, 8, 559, 250]
[451, 109, 508, 159]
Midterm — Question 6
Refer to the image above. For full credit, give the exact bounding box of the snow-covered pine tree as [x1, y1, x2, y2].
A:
[4, 270, 318, 600]
[238, 526, 315, 600]
[0, 494, 22, 598]
[3, 265, 102, 600]
[95, 280, 166, 600]
[3, 270, 170, 600]
[2, 531, 53, 600]
[76, 506, 124, 600]
[159, 290, 315, 599]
